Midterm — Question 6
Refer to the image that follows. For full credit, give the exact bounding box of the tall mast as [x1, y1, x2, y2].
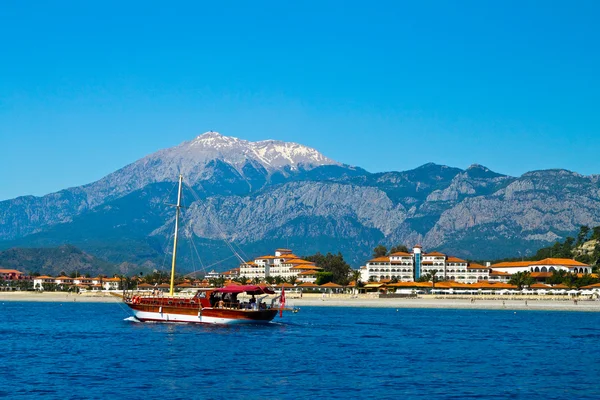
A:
[169, 174, 183, 296]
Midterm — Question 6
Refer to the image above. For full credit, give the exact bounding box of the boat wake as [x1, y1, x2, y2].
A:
[124, 316, 141, 323]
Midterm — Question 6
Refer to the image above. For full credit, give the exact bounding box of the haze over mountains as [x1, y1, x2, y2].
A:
[2, 131, 600, 273]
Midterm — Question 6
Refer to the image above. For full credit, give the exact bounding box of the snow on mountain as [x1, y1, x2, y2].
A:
[165, 131, 340, 171]
[76, 131, 342, 208]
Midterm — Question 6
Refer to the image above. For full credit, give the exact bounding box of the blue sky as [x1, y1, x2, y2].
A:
[1, 1, 598, 200]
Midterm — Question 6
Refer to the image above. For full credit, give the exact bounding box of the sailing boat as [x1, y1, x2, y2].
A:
[124, 175, 280, 324]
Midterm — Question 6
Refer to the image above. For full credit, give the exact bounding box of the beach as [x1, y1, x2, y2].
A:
[288, 295, 600, 312]
[0, 291, 122, 303]
[2, 291, 600, 312]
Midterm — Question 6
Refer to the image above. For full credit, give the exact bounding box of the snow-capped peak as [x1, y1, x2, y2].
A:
[174, 131, 339, 170]
[137, 131, 340, 185]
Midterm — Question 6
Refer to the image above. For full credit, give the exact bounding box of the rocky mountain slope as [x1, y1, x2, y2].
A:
[1, 132, 600, 270]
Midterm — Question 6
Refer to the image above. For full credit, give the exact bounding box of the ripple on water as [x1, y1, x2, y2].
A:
[2, 303, 600, 399]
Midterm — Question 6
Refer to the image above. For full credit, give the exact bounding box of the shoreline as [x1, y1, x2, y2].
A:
[2, 292, 600, 312]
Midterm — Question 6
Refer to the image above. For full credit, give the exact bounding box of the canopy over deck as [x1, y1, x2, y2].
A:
[215, 285, 275, 295]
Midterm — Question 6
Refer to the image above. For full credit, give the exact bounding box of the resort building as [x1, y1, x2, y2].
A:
[239, 249, 323, 282]
[363, 248, 592, 285]
[205, 268, 240, 280]
[32, 276, 122, 291]
[0, 269, 29, 281]
[363, 246, 492, 284]
[490, 258, 591, 274]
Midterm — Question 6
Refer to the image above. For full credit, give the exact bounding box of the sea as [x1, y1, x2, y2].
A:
[1, 301, 599, 400]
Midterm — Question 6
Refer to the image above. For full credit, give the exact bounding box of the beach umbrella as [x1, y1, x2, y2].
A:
[580, 290, 594, 296]
[538, 289, 548, 295]
[567, 289, 580, 295]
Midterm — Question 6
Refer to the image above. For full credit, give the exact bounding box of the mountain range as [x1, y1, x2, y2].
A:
[2, 131, 600, 273]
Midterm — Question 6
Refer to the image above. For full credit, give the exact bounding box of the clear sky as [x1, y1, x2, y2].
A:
[1, 1, 599, 201]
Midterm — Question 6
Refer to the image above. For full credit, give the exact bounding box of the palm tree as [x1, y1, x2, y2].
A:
[547, 269, 568, 285]
[282, 276, 294, 285]
[509, 271, 534, 290]
[563, 272, 578, 289]
[349, 270, 361, 295]
[430, 269, 438, 290]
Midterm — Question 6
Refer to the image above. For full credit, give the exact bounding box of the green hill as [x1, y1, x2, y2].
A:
[0, 244, 133, 277]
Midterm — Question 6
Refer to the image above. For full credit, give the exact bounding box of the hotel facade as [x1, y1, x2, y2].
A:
[239, 249, 323, 283]
[360, 246, 590, 285]
[361, 246, 491, 284]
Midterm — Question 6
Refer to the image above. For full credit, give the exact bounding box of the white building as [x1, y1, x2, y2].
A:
[490, 258, 591, 274]
[239, 249, 323, 282]
[363, 246, 492, 284]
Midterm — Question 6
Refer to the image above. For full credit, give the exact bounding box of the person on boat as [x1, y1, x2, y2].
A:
[218, 299, 224, 308]
[249, 295, 257, 309]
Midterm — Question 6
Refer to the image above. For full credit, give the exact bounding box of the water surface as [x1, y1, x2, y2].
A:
[1, 302, 598, 399]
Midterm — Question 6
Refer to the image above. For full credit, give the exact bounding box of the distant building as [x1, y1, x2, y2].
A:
[363, 249, 592, 285]
[363, 246, 491, 284]
[0, 269, 27, 281]
[490, 258, 591, 278]
[239, 249, 323, 282]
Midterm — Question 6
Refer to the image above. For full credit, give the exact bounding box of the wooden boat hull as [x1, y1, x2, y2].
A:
[127, 303, 278, 325]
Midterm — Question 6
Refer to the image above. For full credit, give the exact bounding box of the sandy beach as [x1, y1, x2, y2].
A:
[2, 291, 600, 312]
[0, 291, 123, 304]
[288, 296, 600, 312]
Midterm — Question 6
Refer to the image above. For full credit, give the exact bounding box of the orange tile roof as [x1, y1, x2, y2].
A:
[550, 284, 569, 289]
[276, 283, 295, 288]
[467, 263, 488, 269]
[256, 255, 277, 259]
[577, 273, 599, 278]
[530, 258, 589, 267]
[424, 252, 446, 257]
[298, 270, 318, 275]
[36, 275, 55, 279]
[287, 259, 314, 264]
[320, 282, 343, 288]
[299, 282, 319, 288]
[489, 270, 511, 276]
[387, 282, 432, 288]
[0, 269, 24, 274]
[446, 257, 467, 263]
[390, 251, 411, 256]
[290, 265, 322, 270]
[530, 272, 552, 278]
[581, 283, 600, 289]
[530, 283, 553, 289]
[367, 256, 390, 263]
[491, 261, 532, 268]
[492, 258, 590, 268]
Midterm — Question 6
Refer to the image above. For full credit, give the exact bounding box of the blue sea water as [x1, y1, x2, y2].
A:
[1, 302, 600, 400]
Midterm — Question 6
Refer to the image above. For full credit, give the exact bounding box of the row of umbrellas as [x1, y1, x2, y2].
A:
[431, 288, 600, 295]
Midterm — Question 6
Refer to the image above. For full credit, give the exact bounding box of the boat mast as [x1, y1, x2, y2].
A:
[169, 174, 183, 296]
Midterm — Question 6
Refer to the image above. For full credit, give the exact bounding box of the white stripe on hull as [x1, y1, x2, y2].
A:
[131, 310, 272, 325]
